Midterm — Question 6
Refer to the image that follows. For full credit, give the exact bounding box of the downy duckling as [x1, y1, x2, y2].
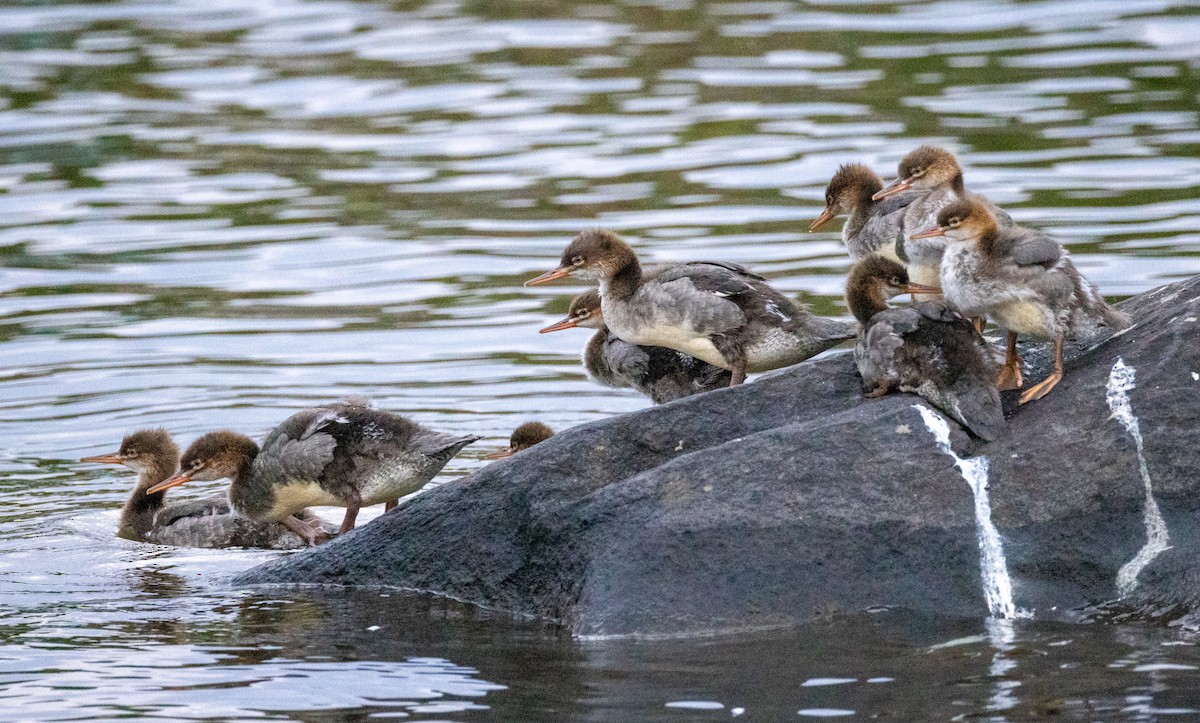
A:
[484, 421, 555, 459]
[810, 163, 921, 261]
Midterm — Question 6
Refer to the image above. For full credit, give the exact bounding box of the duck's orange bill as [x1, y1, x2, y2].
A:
[525, 266, 571, 286]
[808, 207, 836, 232]
[80, 452, 124, 464]
[146, 472, 192, 494]
[872, 177, 912, 201]
[903, 283, 942, 295]
[483, 447, 515, 460]
[909, 226, 945, 240]
[539, 317, 577, 334]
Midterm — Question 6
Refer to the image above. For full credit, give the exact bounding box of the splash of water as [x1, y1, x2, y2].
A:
[914, 405, 1017, 619]
[1107, 358, 1171, 596]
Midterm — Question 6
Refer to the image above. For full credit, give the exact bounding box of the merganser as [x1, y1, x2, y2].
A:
[539, 288, 732, 402]
[81, 428, 330, 549]
[846, 257, 1005, 440]
[525, 230, 855, 385]
[484, 421, 555, 459]
[148, 400, 480, 544]
[872, 146, 1016, 292]
[912, 200, 1130, 404]
[810, 163, 920, 261]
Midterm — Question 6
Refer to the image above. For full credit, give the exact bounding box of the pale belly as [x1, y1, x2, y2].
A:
[610, 317, 730, 370]
[991, 299, 1056, 339]
[267, 481, 343, 520]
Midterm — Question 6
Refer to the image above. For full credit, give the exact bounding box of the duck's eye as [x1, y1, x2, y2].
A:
[571, 255, 584, 267]
[911, 167, 925, 177]
[825, 195, 832, 205]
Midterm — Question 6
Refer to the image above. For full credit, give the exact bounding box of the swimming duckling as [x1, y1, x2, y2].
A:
[810, 163, 920, 261]
[525, 230, 855, 385]
[540, 288, 732, 402]
[484, 421, 555, 459]
[81, 429, 329, 549]
[872, 146, 1017, 292]
[912, 200, 1130, 404]
[846, 258, 1005, 440]
[148, 400, 480, 544]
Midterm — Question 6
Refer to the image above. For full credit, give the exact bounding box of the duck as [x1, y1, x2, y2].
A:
[539, 288, 732, 402]
[525, 230, 855, 385]
[912, 199, 1130, 404]
[810, 163, 921, 261]
[484, 421, 555, 459]
[846, 257, 1006, 441]
[147, 400, 480, 544]
[871, 146, 1018, 292]
[80, 428, 329, 549]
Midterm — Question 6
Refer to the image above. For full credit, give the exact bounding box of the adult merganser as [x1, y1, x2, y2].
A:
[846, 257, 1005, 440]
[525, 230, 855, 385]
[912, 200, 1130, 404]
[81, 428, 330, 549]
[539, 288, 732, 402]
[872, 146, 1017, 292]
[148, 400, 479, 544]
[484, 421, 555, 459]
[810, 163, 920, 261]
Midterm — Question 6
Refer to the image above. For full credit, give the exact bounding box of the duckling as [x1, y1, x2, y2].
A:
[540, 288, 732, 402]
[912, 200, 1130, 403]
[872, 146, 1018, 292]
[81, 429, 329, 549]
[525, 230, 855, 385]
[148, 400, 480, 544]
[846, 257, 1005, 441]
[484, 421, 555, 459]
[810, 163, 920, 261]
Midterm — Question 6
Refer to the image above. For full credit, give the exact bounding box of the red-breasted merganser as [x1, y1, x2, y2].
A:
[846, 257, 1005, 440]
[912, 200, 1130, 404]
[525, 230, 855, 385]
[148, 400, 480, 544]
[81, 428, 330, 549]
[872, 146, 1016, 292]
[484, 421, 555, 459]
[539, 288, 732, 402]
[810, 163, 921, 261]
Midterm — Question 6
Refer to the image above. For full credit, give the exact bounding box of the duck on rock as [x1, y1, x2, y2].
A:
[810, 163, 921, 262]
[484, 422, 555, 460]
[526, 230, 855, 385]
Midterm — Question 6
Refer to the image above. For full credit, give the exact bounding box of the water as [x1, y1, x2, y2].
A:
[3, 0, 1200, 718]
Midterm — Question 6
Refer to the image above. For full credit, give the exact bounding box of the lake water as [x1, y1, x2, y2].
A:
[2, 0, 1200, 718]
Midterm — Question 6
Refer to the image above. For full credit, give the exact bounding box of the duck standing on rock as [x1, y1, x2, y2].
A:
[872, 146, 1017, 293]
[484, 422, 555, 459]
[540, 289, 732, 402]
[810, 163, 920, 261]
[148, 400, 480, 544]
[912, 200, 1130, 404]
[526, 230, 855, 385]
[81, 428, 330, 549]
[846, 258, 1006, 441]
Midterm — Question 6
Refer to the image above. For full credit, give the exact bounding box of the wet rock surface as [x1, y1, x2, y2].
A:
[235, 276, 1200, 637]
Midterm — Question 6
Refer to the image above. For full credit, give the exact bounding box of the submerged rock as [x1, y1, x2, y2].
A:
[236, 275, 1200, 637]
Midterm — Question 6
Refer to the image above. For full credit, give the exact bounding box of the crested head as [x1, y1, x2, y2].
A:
[897, 145, 963, 190]
[559, 229, 639, 282]
[845, 256, 911, 325]
[935, 199, 996, 242]
[509, 421, 555, 452]
[825, 163, 884, 211]
[178, 430, 259, 482]
[114, 428, 179, 473]
[566, 289, 605, 329]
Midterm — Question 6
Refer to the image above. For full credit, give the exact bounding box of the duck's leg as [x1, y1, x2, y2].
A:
[729, 364, 747, 386]
[384, 500, 398, 512]
[339, 505, 360, 534]
[995, 331, 1024, 391]
[1019, 335, 1064, 404]
[281, 515, 321, 546]
[863, 380, 891, 399]
[973, 316, 986, 335]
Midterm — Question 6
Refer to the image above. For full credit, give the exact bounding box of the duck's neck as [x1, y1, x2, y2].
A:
[846, 280, 889, 326]
[120, 463, 173, 539]
[602, 252, 643, 300]
[227, 445, 271, 519]
[844, 183, 883, 241]
[950, 171, 966, 196]
[975, 225, 1002, 258]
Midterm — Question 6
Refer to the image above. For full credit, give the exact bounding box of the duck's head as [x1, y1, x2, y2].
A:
[146, 430, 258, 493]
[873, 146, 962, 200]
[81, 428, 179, 478]
[539, 289, 604, 333]
[811, 163, 884, 231]
[485, 421, 555, 459]
[910, 199, 996, 244]
[525, 230, 637, 286]
[844, 256, 941, 325]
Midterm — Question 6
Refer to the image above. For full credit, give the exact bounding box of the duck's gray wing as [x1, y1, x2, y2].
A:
[254, 407, 342, 487]
[854, 311, 910, 392]
[152, 495, 230, 528]
[650, 267, 753, 334]
[998, 226, 1062, 269]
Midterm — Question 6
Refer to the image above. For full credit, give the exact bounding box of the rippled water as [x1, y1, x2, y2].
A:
[2, 0, 1200, 718]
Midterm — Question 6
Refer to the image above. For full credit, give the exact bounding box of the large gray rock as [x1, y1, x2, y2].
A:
[235, 276, 1200, 637]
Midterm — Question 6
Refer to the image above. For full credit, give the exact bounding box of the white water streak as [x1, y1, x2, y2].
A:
[914, 405, 1017, 619]
[1107, 358, 1171, 596]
